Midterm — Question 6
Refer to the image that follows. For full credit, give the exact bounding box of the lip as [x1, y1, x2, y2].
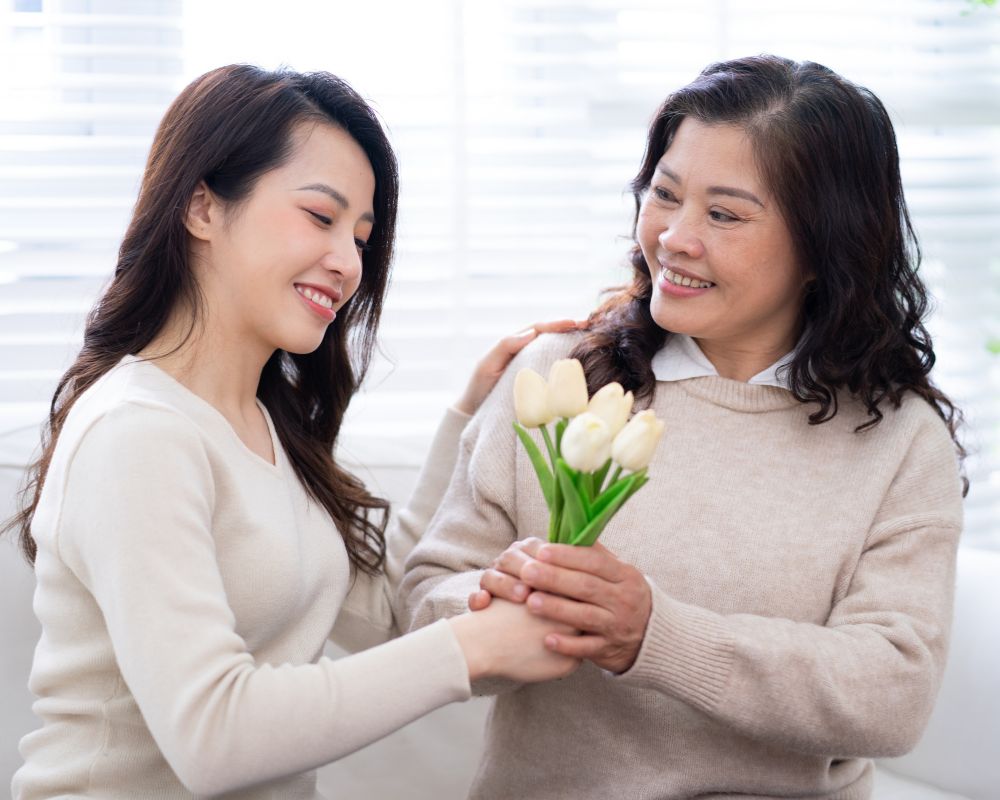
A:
[656, 264, 715, 298]
[658, 260, 712, 284]
[294, 282, 341, 322]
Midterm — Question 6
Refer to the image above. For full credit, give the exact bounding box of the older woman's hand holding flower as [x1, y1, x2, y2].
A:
[489, 538, 653, 673]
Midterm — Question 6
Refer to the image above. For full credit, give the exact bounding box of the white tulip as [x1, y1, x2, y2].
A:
[513, 368, 554, 428]
[587, 382, 634, 436]
[560, 412, 612, 473]
[547, 358, 589, 418]
[611, 409, 665, 471]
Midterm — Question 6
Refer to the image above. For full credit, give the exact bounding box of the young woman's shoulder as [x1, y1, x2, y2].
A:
[54, 359, 213, 483]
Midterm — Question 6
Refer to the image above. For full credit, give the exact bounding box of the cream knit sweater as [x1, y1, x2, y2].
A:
[13, 356, 471, 799]
[400, 333, 965, 800]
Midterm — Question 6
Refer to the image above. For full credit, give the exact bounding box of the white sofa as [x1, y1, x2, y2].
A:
[874, 545, 1000, 800]
[1, 425, 998, 797]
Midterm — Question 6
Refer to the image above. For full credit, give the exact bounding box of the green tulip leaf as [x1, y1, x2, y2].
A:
[588, 475, 634, 519]
[571, 471, 648, 547]
[514, 422, 554, 507]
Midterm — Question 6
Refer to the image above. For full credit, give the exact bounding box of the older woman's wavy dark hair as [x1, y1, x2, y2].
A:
[572, 54, 966, 486]
[7, 65, 400, 567]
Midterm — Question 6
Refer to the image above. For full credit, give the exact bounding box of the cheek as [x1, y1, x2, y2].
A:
[636, 208, 661, 253]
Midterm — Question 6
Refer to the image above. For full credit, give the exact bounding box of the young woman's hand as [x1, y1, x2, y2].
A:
[471, 539, 652, 674]
[447, 598, 580, 683]
[453, 319, 584, 416]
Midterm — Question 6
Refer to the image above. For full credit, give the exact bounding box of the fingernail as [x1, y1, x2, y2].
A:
[545, 635, 559, 649]
[513, 583, 528, 599]
[528, 594, 543, 610]
[515, 327, 535, 337]
[536, 547, 551, 562]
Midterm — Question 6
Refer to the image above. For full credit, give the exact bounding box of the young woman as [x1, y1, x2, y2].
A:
[401, 55, 966, 799]
[6, 65, 578, 799]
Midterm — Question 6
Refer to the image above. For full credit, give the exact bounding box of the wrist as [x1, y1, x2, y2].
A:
[447, 613, 493, 681]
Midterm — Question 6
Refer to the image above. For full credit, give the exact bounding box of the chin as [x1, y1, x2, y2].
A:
[275, 330, 329, 356]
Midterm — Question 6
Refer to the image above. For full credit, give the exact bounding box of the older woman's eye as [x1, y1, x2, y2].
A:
[653, 187, 677, 203]
[710, 209, 739, 223]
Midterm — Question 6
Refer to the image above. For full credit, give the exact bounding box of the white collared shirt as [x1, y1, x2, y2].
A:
[650, 333, 795, 390]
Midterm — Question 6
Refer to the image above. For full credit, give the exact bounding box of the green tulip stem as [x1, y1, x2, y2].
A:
[608, 465, 622, 488]
[540, 425, 557, 469]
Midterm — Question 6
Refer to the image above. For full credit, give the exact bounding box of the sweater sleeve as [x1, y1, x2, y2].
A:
[397, 354, 531, 693]
[617, 413, 964, 759]
[330, 407, 471, 652]
[57, 403, 470, 797]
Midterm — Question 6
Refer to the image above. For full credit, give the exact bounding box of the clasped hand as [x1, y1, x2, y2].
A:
[470, 538, 652, 674]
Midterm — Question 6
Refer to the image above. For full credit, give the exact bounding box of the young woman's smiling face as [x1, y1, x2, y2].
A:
[638, 118, 810, 370]
[189, 121, 376, 359]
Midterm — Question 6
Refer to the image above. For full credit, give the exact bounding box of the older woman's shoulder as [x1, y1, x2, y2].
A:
[509, 329, 587, 374]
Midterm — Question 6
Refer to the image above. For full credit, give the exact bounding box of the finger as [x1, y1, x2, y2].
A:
[479, 568, 529, 602]
[494, 538, 545, 573]
[544, 633, 607, 660]
[468, 589, 493, 611]
[521, 560, 612, 605]
[530, 319, 584, 334]
[493, 328, 539, 360]
[535, 541, 628, 582]
[526, 591, 614, 633]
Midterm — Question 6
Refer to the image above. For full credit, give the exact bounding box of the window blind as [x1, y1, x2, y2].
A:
[1, 0, 997, 546]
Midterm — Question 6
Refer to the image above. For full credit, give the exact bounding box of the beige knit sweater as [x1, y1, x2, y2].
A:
[400, 333, 964, 800]
[14, 356, 471, 799]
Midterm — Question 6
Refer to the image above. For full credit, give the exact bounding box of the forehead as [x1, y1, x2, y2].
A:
[276, 122, 375, 197]
[659, 118, 763, 189]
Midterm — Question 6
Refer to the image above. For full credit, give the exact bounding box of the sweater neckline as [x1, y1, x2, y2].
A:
[674, 376, 801, 413]
[118, 355, 284, 473]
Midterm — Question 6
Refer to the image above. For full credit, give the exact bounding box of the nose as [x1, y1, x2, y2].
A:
[657, 207, 705, 260]
[321, 231, 364, 284]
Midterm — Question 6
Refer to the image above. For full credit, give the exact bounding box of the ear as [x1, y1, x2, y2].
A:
[184, 181, 218, 241]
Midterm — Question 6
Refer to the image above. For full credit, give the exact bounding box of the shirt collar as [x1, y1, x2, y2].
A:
[650, 333, 796, 390]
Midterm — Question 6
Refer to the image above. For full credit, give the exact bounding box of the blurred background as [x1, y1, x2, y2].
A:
[1, 0, 998, 796]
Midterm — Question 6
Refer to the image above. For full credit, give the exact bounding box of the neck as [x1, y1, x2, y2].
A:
[694, 331, 797, 382]
[139, 302, 272, 424]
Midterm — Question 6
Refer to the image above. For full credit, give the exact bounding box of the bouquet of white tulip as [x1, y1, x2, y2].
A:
[513, 358, 665, 546]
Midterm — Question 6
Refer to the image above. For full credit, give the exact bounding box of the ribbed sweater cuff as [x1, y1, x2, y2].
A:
[617, 581, 735, 712]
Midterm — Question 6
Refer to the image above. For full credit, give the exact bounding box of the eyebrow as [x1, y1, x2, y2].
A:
[655, 165, 764, 208]
[296, 183, 375, 224]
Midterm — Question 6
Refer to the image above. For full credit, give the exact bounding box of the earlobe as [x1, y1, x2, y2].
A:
[184, 181, 215, 241]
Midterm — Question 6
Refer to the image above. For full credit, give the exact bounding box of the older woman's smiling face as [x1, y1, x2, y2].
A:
[637, 118, 810, 376]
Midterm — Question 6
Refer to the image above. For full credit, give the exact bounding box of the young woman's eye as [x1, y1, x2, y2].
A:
[355, 238, 371, 253]
[710, 209, 739, 223]
[307, 210, 332, 225]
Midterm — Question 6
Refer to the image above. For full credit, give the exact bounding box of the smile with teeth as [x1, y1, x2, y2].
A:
[295, 285, 335, 309]
[661, 267, 714, 289]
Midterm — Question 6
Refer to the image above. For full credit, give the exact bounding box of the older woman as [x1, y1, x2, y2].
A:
[400, 55, 965, 799]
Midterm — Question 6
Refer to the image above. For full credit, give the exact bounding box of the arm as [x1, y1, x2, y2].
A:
[336, 320, 582, 650]
[397, 333, 556, 631]
[331, 406, 470, 651]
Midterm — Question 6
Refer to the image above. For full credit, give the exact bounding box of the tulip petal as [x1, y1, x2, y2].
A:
[514, 422, 554, 507]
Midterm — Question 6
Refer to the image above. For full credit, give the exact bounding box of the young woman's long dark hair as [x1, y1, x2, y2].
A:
[572, 54, 966, 486]
[6, 64, 399, 569]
